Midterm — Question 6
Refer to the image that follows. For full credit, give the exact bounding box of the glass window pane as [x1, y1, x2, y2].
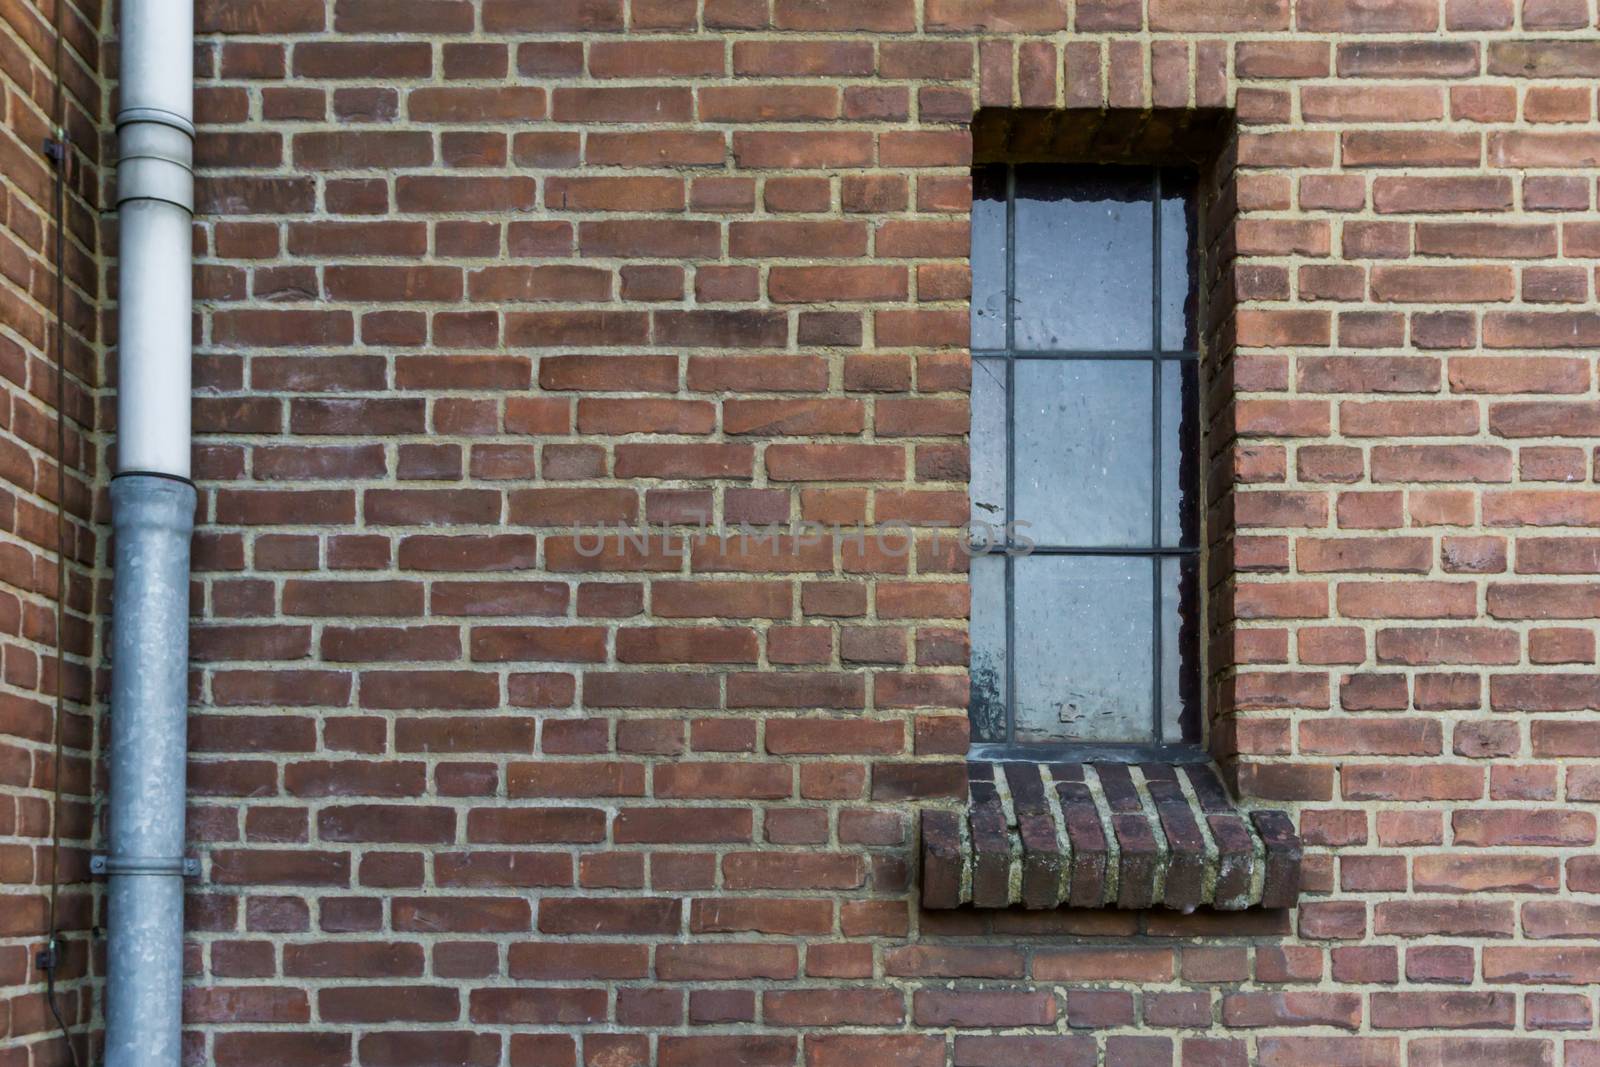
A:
[1013, 555, 1154, 744]
[969, 553, 1008, 743]
[1015, 359, 1153, 547]
[1160, 170, 1198, 352]
[965, 162, 1202, 755]
[1013, 165, 1153, 352]
[1160, 555, 1201, 744]
[970, 357, 1008, 531]
[971, 165, 1008, 350]
[1160, 358, 1200, 548]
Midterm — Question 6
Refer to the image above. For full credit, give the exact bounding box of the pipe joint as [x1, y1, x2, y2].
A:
[116, 106, 196, 138]
[116, 120, 193, 212]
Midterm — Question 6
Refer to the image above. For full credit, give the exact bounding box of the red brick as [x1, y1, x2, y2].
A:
[808, 1035, 945, 1067]
[1151, 0, 1288, 30]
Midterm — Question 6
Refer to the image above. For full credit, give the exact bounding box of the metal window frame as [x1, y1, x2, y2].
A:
[972, 162, 1202, 758]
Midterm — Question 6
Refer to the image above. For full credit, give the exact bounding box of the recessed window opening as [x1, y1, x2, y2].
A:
[969, 162, 1203, 762]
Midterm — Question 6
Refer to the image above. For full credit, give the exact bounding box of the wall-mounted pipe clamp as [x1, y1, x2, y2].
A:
[90, 855, 200, 878]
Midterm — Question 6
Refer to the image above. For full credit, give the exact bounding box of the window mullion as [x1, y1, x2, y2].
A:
[1150, 167, 1165, 746]
[1004, 164, 1017, 750]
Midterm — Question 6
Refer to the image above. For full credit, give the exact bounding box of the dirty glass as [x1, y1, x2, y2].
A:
[968, 164, 1201, 752]
[1013, 165, 1153, 351]
[1013, 555, 1154, 743]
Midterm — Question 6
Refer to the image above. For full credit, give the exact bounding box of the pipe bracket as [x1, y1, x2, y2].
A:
[91, 854, 200, 878]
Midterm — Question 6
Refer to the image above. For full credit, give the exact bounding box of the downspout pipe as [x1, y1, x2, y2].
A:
[106, 1, 195, 1064]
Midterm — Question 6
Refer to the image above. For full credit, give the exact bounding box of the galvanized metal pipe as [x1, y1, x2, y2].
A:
[107, 1, 195, 1063]
[105, 478, 194, 1067]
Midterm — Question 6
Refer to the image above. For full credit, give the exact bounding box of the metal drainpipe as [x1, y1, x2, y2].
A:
[105, 0, 195, 1064]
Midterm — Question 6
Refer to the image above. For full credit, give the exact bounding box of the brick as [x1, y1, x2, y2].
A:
[1344, 131, 1482, 168]
[703, 85, 841, 123]
[1410, 1039, 1553, 1067]
[1490, 39, 1600, 77]
[1345, 43, 1483, 82]
[808, 1035, 945, 1067]
[1376, 178, 1510, 217]
[295, 42, 433, 79]
[1453, 809, 1595, 846]
[775, 0, 915, 29]
[659, 1037, 796, 1067]
[590, 40, 725, 77]
[1371, 992, 1514, 1030]
[914, 990, 1056, 1027]
[1371, 266, 1514, 303]
[1302, 0, 1438, 28]
[733, 132, 873, 169]
[1151, 0, 1288, 30]
[410, 87, 545, 122]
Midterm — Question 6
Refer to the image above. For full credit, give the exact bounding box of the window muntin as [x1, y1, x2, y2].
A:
[969, 163, 1202, 758]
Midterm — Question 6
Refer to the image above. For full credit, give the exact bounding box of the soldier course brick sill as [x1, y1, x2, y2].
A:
[921, 761, 1302, 913]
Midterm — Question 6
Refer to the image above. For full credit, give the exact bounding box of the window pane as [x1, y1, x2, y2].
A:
[971, 165, 1008, 350]
[1160, 358, 1200, 548]
[965, 162, 1202, 756]
[970, 357, 1008, 530]
[1015, 359, 1153, 547]
[969, 553, 1008, 743]
[1013, 165, 1153, 352]
[1160, 555, 1201, 744]
[1013, 555, 1154, 744]
[1160, 170, 1198, 352]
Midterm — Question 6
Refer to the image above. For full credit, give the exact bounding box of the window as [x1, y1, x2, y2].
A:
[968, 164, 1202, 760]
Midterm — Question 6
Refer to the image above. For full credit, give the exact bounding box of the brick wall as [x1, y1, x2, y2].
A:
[11, 0, 1600, 1062]
[0, 0, 104, 1062]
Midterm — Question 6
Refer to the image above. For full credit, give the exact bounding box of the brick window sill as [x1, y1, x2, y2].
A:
[920, 761, 1302, 913]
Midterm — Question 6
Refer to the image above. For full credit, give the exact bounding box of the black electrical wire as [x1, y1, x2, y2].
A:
[39, 0, 81, 1064]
